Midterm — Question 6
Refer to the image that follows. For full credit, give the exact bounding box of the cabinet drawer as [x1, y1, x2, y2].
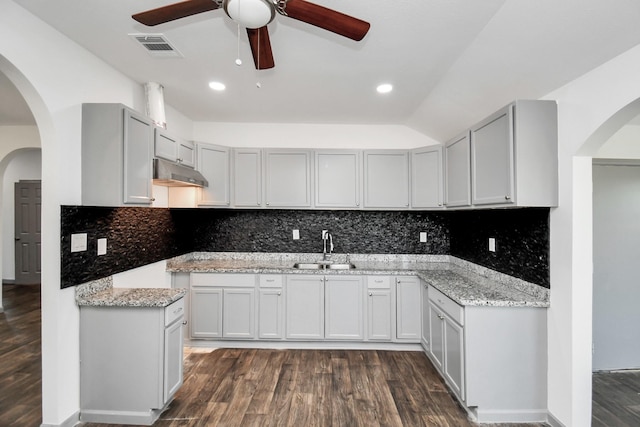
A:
[259, 275, 283, 288]
[429, 287, 464, 325]
[367, 276, 392, 289]
[165, 297, 186, 326]
[190, 273, 256, 287]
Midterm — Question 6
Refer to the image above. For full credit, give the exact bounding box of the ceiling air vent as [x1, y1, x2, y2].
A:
[130, 33, 183, 58]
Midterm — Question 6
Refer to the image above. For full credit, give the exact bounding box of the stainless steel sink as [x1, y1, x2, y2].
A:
[293, 262, 356, 270]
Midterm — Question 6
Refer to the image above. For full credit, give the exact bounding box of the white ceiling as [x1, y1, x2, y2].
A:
[6, 0, 640, 141]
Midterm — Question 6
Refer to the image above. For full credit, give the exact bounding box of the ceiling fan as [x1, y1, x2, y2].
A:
[132, 0, 371, 70]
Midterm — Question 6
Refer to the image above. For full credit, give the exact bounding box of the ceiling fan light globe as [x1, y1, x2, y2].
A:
[224, 0, 275, 29]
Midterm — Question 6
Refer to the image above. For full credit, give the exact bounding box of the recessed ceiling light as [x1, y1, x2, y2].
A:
[376, 83, 393, 94]
[209, 81, 226, 91]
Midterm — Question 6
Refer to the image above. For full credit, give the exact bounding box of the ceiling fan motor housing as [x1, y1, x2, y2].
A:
[223, 0, 276, 29]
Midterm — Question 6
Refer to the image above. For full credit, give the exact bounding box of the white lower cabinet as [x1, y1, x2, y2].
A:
[420, 280, 430, 348]
[189, 273, 256, 340]
[429, 299, 464, 399]
[325, 275, 364, 340]
[396, 276, 422, 341]
[285, 275, 325, 340]
[258, 275, 284, 339]
[80, 298, 185, 425]
[366, 276, 393, 341]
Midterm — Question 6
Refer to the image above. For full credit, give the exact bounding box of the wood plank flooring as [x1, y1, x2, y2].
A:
[2, 283, 637, 427]
[0, 284, 42, 426]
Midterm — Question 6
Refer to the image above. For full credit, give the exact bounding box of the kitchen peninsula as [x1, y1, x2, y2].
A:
[168, 251, 548, 423]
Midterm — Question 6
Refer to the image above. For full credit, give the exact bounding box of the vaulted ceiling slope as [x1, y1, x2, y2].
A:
[9, 0, 640, 141]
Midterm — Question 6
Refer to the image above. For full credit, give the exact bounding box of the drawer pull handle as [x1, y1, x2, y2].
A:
[173, 307, 183, 314]
[265, 279, 275, 282]
[182, 320, 188, 325]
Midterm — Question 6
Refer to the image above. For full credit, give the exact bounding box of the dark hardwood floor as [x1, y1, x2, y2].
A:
[3, 284, 637, 427]
[0, 284, 42, 426]
[592, 370, 640, 427]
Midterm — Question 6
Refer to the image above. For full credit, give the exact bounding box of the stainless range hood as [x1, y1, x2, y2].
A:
[152, 158, 208, 187]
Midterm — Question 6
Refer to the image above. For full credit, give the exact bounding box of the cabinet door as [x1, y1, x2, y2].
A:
[264, 150, 312, 207]
[123, 109, 153, 205]
[411, 146, 443, 208]
[396, 277, 421, 341]
[471, 105, 514, 205]
[428, 302, 444, 371]
[444, 317, 465, 400]
[178, 140, 195, 168]
[190, 288, 222, 338]
[315, 150, 360, 208]
[325, 276, 364, 340]
[154, 128, 178, 162]
[163, 318, 184, 404]
[285, 275, 324, 340]
[233, 148, 262, 207]
[363, 151, 410, 208]
[421, 282, 430, 348]
[258, 288, 283, 339]
[367, 289, 392, 341]
[197, 143, 230, 206]
[444, 132, 471, 207]
[222, 288, 255, 339]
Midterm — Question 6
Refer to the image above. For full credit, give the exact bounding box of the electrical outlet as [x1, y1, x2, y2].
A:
[420, 232, 427, 243]
[97, 238, 107, 256]
[292, 229, 300, 240]
[71, 233, 87, 252]
[488, 237, 496, 252]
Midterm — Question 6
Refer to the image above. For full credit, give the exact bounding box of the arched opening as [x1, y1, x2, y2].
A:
[0, 56, 53, 426]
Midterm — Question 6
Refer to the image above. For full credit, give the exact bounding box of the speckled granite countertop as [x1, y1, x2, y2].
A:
[167, 252, 549, 308]
[76, 276, 187, 308]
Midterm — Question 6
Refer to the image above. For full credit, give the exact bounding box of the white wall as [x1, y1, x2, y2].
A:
[596, 124, 640, 158]
[0, 2, 145, 425]
[592, 163, 640, 371]
[193, 122, 440, 148]
[542, 44, 640, 426]
[2, 148, 42, 281]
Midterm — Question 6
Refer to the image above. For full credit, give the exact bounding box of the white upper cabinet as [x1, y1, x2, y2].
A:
[233, 148, 262, 207]
[411, 146, 443, 209]
[82, 103, 154, 206]
[315, 150, 361, 208]
[471, 100, 557, 207]
[264, 149, 312, 208]
[363, 150, 410, 208]
[154, 128, 179, 162]
[197, 143, 230, 206]
[178, 140, 195, 168]
[444, 132, 471, 207]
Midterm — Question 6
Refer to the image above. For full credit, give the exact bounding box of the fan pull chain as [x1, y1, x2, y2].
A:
[256, 27, 262, 88]
[235, 23, 242, 66]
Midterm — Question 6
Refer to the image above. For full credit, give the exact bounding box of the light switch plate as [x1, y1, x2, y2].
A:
[489, 237, 496, 252]
[420, 232, 427, 243]
[292, 229, 300, 240]
[97, 238, 107, 256]
[71, 233, 87, 252]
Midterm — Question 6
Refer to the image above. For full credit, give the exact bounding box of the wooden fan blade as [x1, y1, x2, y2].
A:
[247, 26, 275, 70]
[283, 0, 370, 41]
[132, 0, 220, 26]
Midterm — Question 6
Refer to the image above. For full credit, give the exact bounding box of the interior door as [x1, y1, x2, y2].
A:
[14, 180, 41, 284]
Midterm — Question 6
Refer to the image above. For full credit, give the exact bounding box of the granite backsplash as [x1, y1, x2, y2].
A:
[61, 206, 549, 289]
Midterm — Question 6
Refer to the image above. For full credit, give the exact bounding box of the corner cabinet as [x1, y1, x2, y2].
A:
[82, 103, 154, 206]
[411, 146, 443, 209]
[444, 132, 471, 207]
[363, 150, 410, 208]
[470, 100, 558, 207]
[197, 143, 230, 207]
[264, 149, 312, 208]
[79, 298, 185, 425]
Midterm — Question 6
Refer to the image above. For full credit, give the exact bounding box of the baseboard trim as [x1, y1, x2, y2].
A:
[186, 340, 423, 351]
[40, 410, 79, 427]
[80, 408, 163, 425]
[546, 412, 567, 427]
[473, 409, 549, 423]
